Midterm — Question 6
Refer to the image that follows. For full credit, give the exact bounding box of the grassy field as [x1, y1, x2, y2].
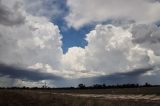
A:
[46, 86, 160, 95]
[0, 87, 160, 106]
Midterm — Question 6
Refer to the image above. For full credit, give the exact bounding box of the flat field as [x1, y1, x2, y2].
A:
[0, 87, 160, 106]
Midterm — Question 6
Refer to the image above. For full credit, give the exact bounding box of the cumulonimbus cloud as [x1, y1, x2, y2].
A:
[0, 0, 160, 87]
[62, 24, 160, 79]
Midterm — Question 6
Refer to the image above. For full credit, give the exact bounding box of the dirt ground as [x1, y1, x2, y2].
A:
[0, 88, 160, 106]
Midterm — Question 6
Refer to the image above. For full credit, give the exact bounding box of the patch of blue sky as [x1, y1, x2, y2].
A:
[50, 0, 95, 53]
[50, 1, 114, 53]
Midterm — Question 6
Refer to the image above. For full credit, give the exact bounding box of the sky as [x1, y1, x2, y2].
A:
[0, 0, 160, 87]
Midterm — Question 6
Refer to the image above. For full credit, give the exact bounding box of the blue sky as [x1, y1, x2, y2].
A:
[53, 15, 92, 53]
[61, 25, 93, 53]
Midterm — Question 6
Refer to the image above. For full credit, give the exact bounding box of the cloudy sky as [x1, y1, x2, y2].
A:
[0, 0, 160, 87]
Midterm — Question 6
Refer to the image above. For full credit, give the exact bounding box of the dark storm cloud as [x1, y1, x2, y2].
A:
[40, 67, 158, 87]
[69, 67, 154, 86]
[116, 67, 154, 76]
[0, 0, 25, 26]
[92, 67, 153, 84]
[0, 63, 63, 81]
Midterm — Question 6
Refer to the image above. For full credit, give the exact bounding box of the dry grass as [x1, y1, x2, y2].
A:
[0, 88, 160, 106]
[48, 87, 160, 95]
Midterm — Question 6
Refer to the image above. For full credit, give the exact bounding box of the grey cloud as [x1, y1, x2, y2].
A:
[72, 67, 154, 86]
[140, 70, 160, 85]
[131, 24, 158, 44]
[0, 0, 25, 26]
[0, 63, 63, 81]
[65, 0, 160, 29]
[116, 67, 154, 76]
[111, 19, 135, 27]
[0, 63, 155, 87]
[54, 67, 155, 87]
[93, 67, 153, 84]
[131, 24, 160, 55]
[150, 0, 160, 2]
[24, 0, 67, 19]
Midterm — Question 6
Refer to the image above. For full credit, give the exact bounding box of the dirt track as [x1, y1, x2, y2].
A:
[38, 91, 160, 101]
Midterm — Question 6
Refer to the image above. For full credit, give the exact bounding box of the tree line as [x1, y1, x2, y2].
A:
[77, 82, 153, 89]
[0, 82, 159, 89]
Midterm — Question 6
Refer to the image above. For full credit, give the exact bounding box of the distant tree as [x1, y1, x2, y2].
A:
[22, 86, 26, 89]
[78, 84, 86, 89]
[69, 87, 75, 89]
[42, 81, 47, 88]
[145, 82, 151, 87]
[102, 83, 106, 88]
[93, 84, 103, 88]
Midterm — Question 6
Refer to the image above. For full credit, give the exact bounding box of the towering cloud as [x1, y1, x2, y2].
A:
[0, 0, 63, 70]
[0, 0, 64, 87]
[63, 24, 160, 77]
